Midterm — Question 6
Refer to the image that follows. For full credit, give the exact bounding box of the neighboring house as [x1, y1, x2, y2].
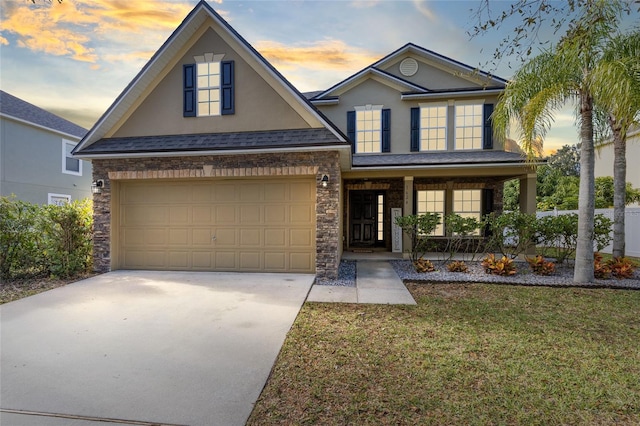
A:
[0, 90, 90, 204]
[73, 1, 536, 278]
[595, 126, 640, 206]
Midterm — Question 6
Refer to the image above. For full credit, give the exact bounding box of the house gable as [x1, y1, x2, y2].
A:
[74, 0, 346, 156]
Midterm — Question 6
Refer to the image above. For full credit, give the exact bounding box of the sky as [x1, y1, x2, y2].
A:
[0, 0, 637, 153]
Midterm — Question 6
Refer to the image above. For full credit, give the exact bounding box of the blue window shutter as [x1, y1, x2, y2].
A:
[382, 109, 391, 152]
[347, 110, 356, 153]
[483, 103, 494, 149]
[183, 64, 196, 117]
[410, 107, 420, 152]
[221, 60, 235, 115]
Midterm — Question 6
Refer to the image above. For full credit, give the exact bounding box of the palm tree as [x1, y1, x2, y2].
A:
[592, 31, 640, 258]
[492, 0, 628, 283]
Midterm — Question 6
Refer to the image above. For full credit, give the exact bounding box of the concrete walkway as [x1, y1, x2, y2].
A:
[307, 261, 416, 305]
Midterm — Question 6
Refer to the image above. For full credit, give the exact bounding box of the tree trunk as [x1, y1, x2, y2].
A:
[574, 92, 595, 283]
[610, 115, 626, 258]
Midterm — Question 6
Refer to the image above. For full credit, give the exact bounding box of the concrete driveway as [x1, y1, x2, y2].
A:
[0, 270, 314, 426]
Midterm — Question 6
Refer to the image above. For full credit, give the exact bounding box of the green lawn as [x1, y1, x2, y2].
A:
[248, 284, 640, 425]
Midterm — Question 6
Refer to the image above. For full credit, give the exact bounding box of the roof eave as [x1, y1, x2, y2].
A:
[401, 88, 504, 101]
[1, 113, 84, 141]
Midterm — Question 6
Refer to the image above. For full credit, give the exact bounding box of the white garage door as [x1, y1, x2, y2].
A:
[117, 178, 316, 273]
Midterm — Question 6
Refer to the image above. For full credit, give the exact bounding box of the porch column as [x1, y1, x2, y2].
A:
[403, 176, 414, 259]
[519, 173, 537, 214]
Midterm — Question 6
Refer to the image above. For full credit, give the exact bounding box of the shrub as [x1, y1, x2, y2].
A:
[482, 254, 517, 276]
[483, 211, 539, 259]
[0, 197, 93, 279]
[526, 255, 556, 276]
[606, 257, 637, 279]
[442, 214, 482, 262]
[395, 213, 441, 264]
[447, 260, 469, 273]
[413, 258, 436, 273]
[593, 253, 612, 279]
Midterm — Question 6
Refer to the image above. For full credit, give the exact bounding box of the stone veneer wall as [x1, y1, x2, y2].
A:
[92, 151, 342, 279]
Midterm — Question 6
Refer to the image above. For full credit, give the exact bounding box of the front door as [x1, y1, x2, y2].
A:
[350, 191, 377, 247]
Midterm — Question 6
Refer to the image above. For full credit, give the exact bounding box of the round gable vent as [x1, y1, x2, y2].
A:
[399, 58, 418, 76]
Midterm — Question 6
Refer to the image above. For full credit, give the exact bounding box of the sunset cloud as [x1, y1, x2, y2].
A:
[254, 39, 380, 72]
[0, 0, 193, 64]
[412, 0, 437, 22]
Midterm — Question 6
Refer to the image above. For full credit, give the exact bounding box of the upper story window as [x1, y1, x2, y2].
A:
[347, 106, 390, 154]
[197, 61, 221, 116]
[355, 105, 382, 153]
[62, 140, 81, 176]
[455, 103, 483, 150]
[419, 103, 447, 151]
[183, 52, 234, 117]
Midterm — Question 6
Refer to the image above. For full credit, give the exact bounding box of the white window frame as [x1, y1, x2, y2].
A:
[416, 190, 445, 236]
[354, 104, 383, 154]
[48, 193, 71, 205]
[454, 100, 484, 150]
[419, 102, 448, 151]
[62, 139, 82, 176]
[453, 189, 482, 235]
[197, 61, 221, 117]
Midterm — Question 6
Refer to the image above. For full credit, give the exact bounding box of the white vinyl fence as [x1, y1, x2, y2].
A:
[537, 207, 640, 258]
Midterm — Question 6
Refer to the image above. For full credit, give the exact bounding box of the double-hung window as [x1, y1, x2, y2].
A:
[453, 189, 482, 235]
[455, 103, 483, 150]
[416, 190, 445, 236]
[347, 105, 391, 154]
[355, 105, 382, 153]
[62, 140, 81, 176]
[197, 61, 221, 116]
[419, 103, 447, 151]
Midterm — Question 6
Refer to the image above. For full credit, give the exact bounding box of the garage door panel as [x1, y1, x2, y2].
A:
[240, 229, 261, 246]
[169, 228, 189, 245]
[215, 252, 237, 269]
[290, 229, 313, 247]
[192, 252, 212, 268]
[119, 178, 315, 273]
[290, 253, 313, 271]
[192, 229, 212, 245]
[215, 184, 236, 202]
[169, 251, 189, 268]
[265, 229, 286, 247]
[145, 228, 167, 245]
[192, 206, 212, 224]
[264, 252, 286, 270]
[240, 205, 261, 224]
[216, 205, 237, 223]
[239, 252, 261, 269]
[290, 205, 313, 223]
[169, 206, 189, 224]
[215, 228, 237, 245]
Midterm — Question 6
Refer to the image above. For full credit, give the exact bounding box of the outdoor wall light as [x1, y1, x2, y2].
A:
[321, 174, 329, 188]
[91, 179, 104, 194]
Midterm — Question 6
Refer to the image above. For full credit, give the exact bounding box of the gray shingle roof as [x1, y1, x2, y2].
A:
[75, 128, 348, 155]
[352, 151, 529, 167]
[0, 90, 87, 138]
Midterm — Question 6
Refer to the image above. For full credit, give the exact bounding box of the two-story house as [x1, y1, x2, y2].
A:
[73, 1, 536, 279]
[0, 90, 91, 204]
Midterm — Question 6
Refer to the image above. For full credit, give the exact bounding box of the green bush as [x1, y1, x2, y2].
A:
[395, 213, 441, 264]
[537, 213, 612, 263]
[483, 211, 539, 259]
[0, 197, 93, 279]
[0, 197, 43, 278]
[443, 213, 482, 261]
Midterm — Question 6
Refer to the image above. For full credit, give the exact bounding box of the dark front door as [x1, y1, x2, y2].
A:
[350, 191, 377, 247]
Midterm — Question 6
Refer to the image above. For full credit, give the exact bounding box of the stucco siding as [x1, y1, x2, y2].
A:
[317, 78, 502, 155]
[112, 27, 311, 138]
[0, 118, 92, 204]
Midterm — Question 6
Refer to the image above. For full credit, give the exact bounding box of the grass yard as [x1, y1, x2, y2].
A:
[248, 284, 640, 425]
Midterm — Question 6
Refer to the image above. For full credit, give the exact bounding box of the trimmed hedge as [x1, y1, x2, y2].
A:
[0, 196, 93, 279]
